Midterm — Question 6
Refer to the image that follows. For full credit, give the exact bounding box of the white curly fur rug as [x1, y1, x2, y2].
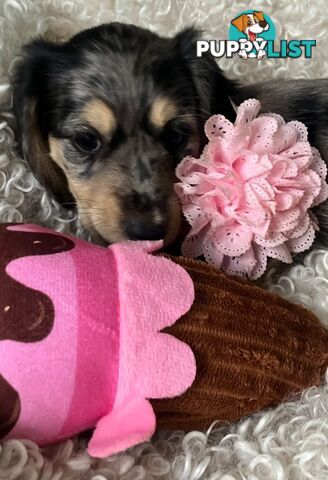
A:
[1, 0, 328, 478]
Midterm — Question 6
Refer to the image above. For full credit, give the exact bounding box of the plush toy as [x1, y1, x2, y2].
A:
[1, 223, 328, 457]
[175, 98, 328, 279]
[0, 223, 196, 458]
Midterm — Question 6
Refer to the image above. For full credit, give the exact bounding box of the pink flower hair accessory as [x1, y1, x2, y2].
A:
[175, 98, 328, 279]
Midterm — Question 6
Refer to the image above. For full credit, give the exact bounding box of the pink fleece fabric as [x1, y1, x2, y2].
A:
[1, 224, 196, 457]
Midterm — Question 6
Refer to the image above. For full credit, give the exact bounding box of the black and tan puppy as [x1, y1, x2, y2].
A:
[13, 23, 236, 245]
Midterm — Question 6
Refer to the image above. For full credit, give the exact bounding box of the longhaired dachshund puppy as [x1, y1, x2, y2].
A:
[13, 23, 236, 245]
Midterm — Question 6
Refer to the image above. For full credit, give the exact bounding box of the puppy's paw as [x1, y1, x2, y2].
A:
[239, 50, 248, 59]
[257, 49, 267, 60]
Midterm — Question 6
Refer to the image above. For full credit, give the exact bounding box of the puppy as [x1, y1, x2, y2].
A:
[235, 78, 328, 248]
[231, 11, 269, 59]
[12, 23, 236, 245]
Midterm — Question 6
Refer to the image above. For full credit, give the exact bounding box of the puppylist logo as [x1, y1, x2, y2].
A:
[197, 10, 316, 60]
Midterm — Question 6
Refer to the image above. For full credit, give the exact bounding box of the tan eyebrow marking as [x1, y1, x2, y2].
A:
[149, 96, 178, 128]
[81, 99, 117, 135]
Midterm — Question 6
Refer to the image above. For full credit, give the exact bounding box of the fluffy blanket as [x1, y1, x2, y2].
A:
[1, 0, 328, 478]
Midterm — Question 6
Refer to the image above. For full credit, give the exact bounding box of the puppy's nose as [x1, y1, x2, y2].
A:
[123, 219, 166, 241]
[259, 20, 267, 28]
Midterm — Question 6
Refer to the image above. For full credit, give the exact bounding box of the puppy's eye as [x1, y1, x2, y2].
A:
[247, 20, 252, 25]
[73, 133, 101, 153]
[168, 132, 186, 148]
[162, 122, 190, 151]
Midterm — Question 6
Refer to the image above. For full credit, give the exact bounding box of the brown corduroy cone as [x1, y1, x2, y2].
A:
[151, 256, 328, 431]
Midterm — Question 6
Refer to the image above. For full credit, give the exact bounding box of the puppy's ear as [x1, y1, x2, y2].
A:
[254, 11, 265, 22]
[175, 27, 237, 121]
[12, 39, 72, 205]
[231, 14, 247, 32]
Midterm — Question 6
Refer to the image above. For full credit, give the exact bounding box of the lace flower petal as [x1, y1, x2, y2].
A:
[175, 98, 328, 279]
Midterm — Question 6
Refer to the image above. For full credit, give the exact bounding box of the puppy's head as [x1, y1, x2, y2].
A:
[231, 12, 268, 36]
[13, 23, 236, 244]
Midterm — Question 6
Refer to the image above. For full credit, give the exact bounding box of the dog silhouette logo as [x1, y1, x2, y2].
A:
[230, 10, 275, 59]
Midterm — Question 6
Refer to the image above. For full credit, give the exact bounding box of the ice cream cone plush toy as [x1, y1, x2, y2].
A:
[1, 223, 328, 457]
[0, 223, 196, 457]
